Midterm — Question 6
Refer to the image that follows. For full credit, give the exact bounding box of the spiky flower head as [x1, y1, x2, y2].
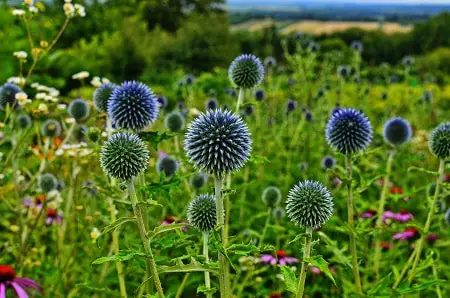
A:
[187, 194, 217, 232]
[39, 173, 57, 193]
[286, 180, 334, 228]
[184, 109, 252, 175]
[316, 88, 324, 99]
[321, 156, 336, 169]
[190, 172, 208, 190]
[68, 98, 90, 122]
[205, 98, 218, 110]
[286, 99, 297, 114]
[108, 81, 159, 131]
[262, 186, 282, 208]
[156, 155, 178, 178]
[264, 56, 277, 68]
[16, 114, 32, 129]
[254, 89, 266, 101]
[100, 133, 149, 181]
[402, 56, 415, 67]
[305, 111, 313, 122]
[337, 65, 351, 78]
[156, 95, 168, 109]
[325, 108, 372, 155]
[164, 111, 185, 133]
[93, 83, 116, 113]
[0, 83, 21, 110]
[229, 54, 264, 89]
[184, 74, 195, 85]
[429, 122, 450, 159]
[383, 117, 412, 146]
[41, 119, 61, 138]
[272, 207, 286, 220]
[350, 40, 363, 52]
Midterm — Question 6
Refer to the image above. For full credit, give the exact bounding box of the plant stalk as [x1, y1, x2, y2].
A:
[296, 227, 312, 298]
[203, 232, 212, 298]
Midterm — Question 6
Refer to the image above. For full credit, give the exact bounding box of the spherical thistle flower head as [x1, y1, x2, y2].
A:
[184, 74, 195, 85]
[164, 111, 185, 133]
[0, 83, 21, 110]
[262, 186, 282, 208]
[325, 108, 373, 155]
[350, 40, 363, 52]
[321, 156, 336, 169]
[156, 95, 168, 109]
[272, 207, 286, 220]
[254, 89, 266, 101]
[305, 111, 313, 122]
[16, 114, 32, 129]
[74, 125, 87, 142]
[156, 155, 178, 178]
[243, 105, 254, 117]
[41, 119, 62, 138]
[264, 56, 277, 68]
[68, 98, 90, 122]
[190, 172, 208, 190]
[429, 122, 450, 159]
[187, 194, 217, 232]
[229, 54, 264, 89]
[286, 99, 297, 114]
[316, 88, 325, 99]
[337, 65, 351, 78]
[286, 180, 334, 228]
[184, 109, 252, 175]
[39, 173, 57, 193]
[205, 98, 218, 110]
[383, 117, 412, 146]
[93, 83, 116, 113]
[108, 81, 159, 131]
[100, 133, 149, 181]
[402, 56, 415, 67]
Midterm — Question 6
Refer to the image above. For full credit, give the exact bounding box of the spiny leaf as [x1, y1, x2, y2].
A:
[278, 265, 298, 294]
[158, 257, 219, 275]
[138, 131, 173, 150]
[100, 217, 136, 237]
[147, 223, 191, 239]
[304, 255, 336, 286]
[367, 273, 392, 296]
[92, 250, 146, 265]
[197, 285, 217, 295]
[407, 166, 438, 176]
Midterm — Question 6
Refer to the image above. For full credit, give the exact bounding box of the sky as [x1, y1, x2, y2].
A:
[231, 0, 450, 4]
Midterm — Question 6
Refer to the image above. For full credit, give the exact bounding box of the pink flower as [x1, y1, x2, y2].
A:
[0, 264, 43, 298]
[332, 177, 342, 186]
[393, 228, 418, 241]
[382, 210, 413, 223]
[260, 250, 298, 266]
[161, 216, 189, 232]
[310, 266, 321, 275]
[360, 209, 376, 219]
[46, 209, 62, 225]
[426, 233, 439, 245]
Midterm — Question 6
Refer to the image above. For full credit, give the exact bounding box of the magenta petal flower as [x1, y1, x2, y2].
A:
[0, 265, 43, 298]
[261, 251, 299, 266]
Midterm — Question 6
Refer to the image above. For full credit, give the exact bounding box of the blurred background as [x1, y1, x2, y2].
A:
[2, 0, 450, 91]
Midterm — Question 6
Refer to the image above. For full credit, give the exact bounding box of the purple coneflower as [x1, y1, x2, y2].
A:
[0, 264, 43, 297]
[46, 209, 62, 225]
[260, 250, 298, 266]
[393, 228, 418, 241]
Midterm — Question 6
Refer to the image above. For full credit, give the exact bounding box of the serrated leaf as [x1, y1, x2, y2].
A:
[197, 285, 217, 295]
[92, 250, 146, 265]
[367, 273, 392, 296]
[75, 282, 118, 295]
[138, 131, 174, 150]
[158, 257, 219, 275]
[147, 223, 191, 239]
[304, 255, 336, 286]
[289, 233, 307, 244]
[279, 265, 298, 294]
[226, 243, 260, 256]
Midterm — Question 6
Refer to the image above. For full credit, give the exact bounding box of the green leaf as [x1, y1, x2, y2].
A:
[249, 154, 270, 165]
[304, 255, 336, 286]
[147, 223, 191, 240]
[138, 131, 174, 150]
[158, 257, 219, 275]
[367, 273, 392, 296]
[91, 250, 146, 265]
[289, 233, 307, 244]
[100, 217, 136, 237]
[317, 232, 351, 268]
[278, 265, 298, 294]
[407, 166, 438, 176]
[226, 243, 260, 256]
[197, 285, 217, 296]
[396, 280, 445, 294]
[75, 282, 118, 295]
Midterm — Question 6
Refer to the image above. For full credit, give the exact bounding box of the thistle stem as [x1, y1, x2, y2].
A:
[345, 154, 363, 295]
[259, 208, 272, 247]
[373, 149, 395, 277]
[392, 247, 417, 289]
[203, 232, 212, 298]
[408, 159, 445, 284]
[236, 88, 244, 114]
[296, 227, 312, 298]
[128, 180, 165, 298]
[214, 174, 230, 298]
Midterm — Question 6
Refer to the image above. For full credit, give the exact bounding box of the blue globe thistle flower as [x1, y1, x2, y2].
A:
[41, 119, 62, 138]
[402, 56, 415, 67]
[298, 162, 309, 171]
[322, 156, 336, 169]
[332, 105, 341, 115]
[108, 81, 159, 131]
[184, 109, 252, 175]
[429, 122, 450, 159]
[177, 80, 185, 88]
[229, 54, 264, 89]
[305, 111, 313, 122]
[157, 155, 179, 178]
[286, 99, 297, 114]
[383, 117, 412, 146]
[205, 98, 218, 110]
[68, 98, 90, 122]
[187, 194, 217, 232]
[39, 173, 57, 193]
[350, 40, 363, 52]
[17, 114, 32, 129]
[164, 111, 185, 133]
[316, 88, 325, 99]
[262, 186, 282, 208]
[254, 89, 266, 101]
[337, 65, 351, 78]
[423, 90, 432, 103]
[100, 133, 149, 181]
[226, 87, 238, 97]
[156, 95, 168, 109]
[325, 108, 373, 155]
[93, 83, 116, 113]
[264, 56, 277, 68]
[190, 172, 208, 190]
[286, 180, 334, 228]
[184, 74, 196, 85]
[0, 83, 21, 110]
[243, 105, 254, 117]
[74, 125, 88, 142]
[272, 207, 286, 220]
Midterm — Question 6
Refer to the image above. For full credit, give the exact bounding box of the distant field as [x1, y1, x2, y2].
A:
[231, 19, 413, 34]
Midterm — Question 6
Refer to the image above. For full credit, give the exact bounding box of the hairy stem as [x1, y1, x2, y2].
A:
[296, 227, 312, 298]
[215, 174, 230, 298]
[203, 232, 212, 298]
[259, 208, 272, 247]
